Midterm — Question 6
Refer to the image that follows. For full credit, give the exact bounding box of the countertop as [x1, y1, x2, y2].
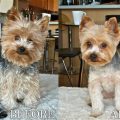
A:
[59, 5, 120, 9]
[49, 21, 59, 25]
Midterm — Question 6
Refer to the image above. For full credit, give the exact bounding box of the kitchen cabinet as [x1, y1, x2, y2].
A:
[29, 0, 58, 12]
[48, 0, 58, 12]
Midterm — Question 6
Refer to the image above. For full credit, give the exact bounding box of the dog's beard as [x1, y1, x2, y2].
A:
[3, 48, 42, 67]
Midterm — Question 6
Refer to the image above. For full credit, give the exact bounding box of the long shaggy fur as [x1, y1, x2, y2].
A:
[0, 8, 49, 112]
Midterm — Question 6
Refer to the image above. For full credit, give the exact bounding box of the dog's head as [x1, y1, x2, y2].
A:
[2, 8, 49, 67]
[79, 16, 120, 67]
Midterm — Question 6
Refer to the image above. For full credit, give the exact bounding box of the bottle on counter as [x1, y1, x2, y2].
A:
[87, 0, 93, 4]
[67, 0, 73, 5]
[74, 0, 79, 5]
[29, 8, 36, 21]
[31, 12, 36, 21]
[62, 0, 73, 5]
[21, 8, 30, 21]
[82, 0, 86, 5]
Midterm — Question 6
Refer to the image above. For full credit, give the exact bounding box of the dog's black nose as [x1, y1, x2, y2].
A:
[18, 47, 25, 54]
[89, 53, 97, 62]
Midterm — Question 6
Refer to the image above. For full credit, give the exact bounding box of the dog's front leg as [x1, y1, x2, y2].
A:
[23, 80, 40, 108]
[89, 80, 104, 117]
[0, 81, 18, 110]
[1, 90, 18, 111]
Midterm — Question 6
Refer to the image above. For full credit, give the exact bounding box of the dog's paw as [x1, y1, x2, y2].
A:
[23, 95, 40, 108]
[86, 96, 92, 107]
[1, 100, 18, 111]
[90, 110, 103, 117]
[115, 105, 120, 112]
[115, 97, 120, 111]
[90, 106, 104, 117]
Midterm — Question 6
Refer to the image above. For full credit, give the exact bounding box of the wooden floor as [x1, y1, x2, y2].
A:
[39, 53, 89, 87]
[59, 62, 89, 87]
[59, 74, 80, 87]
[39, 41, 89, 87]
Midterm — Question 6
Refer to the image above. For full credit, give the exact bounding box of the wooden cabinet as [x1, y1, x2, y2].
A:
[48, 0, 58, 12]
[29, 0, 58, 12]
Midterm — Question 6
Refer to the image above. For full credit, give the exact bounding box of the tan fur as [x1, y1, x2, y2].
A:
[2, 9, 49, 67]
[0, 9, 49, 111]
[80, 16, 120, 67]
[79, 16, 120, 117]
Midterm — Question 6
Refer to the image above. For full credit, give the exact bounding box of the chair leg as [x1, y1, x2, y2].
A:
[69, 57, 73, 74]
[52, 48, 56, 74]
[61, 58, 73, 87]
[78, 56, 84, 87]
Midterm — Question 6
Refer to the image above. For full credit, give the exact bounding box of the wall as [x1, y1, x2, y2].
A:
[60, 8, 120, 47]
[59, 8, 120, 86]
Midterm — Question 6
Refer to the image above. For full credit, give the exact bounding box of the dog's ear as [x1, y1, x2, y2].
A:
[105, 17, 119, 34]
[7, 8, 21, 21]
[79, 16, 95, 31]
[39, 16, 49, 33]
[36, 16, 49, 33]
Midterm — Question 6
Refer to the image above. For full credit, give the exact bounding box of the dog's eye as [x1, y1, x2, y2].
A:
[27, 38, 33, 43]
[86, 41, 92, 48]
[100, 43, 107, 49]
[15, 35, 20, 41]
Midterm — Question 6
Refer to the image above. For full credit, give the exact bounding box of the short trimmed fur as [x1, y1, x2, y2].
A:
[79, 16, 120, 117]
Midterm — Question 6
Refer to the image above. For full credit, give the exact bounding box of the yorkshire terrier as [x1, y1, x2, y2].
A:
[0, 8, 49, 117]
[79, 16, 120, 117]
